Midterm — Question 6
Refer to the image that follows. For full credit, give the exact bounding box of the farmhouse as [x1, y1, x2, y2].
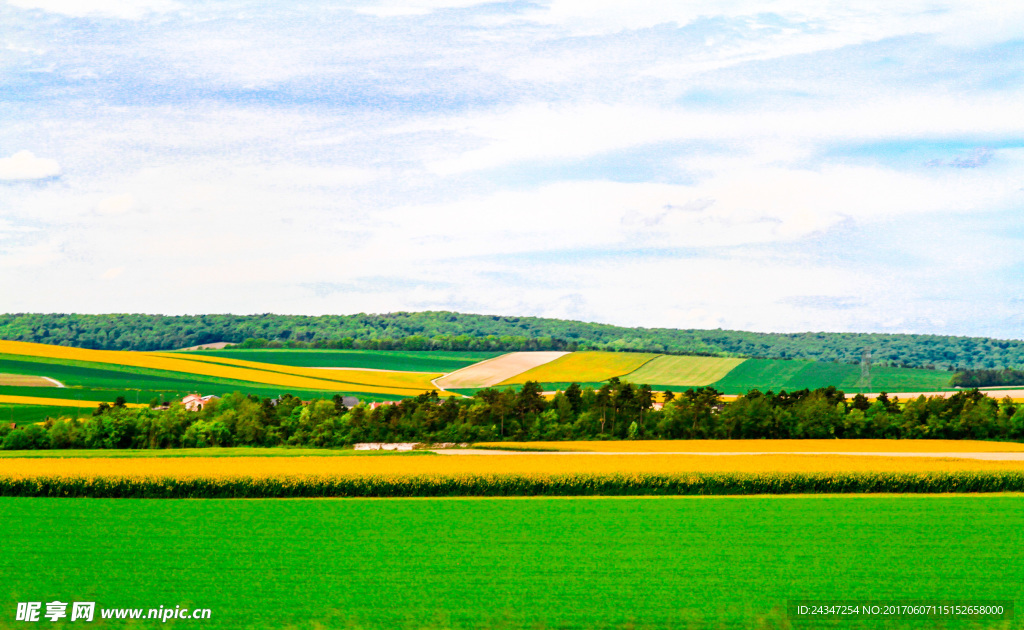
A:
[182, 394, 220, 411]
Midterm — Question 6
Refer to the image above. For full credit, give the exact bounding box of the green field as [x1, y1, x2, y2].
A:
[0, 403, 89, 426]
[0, 354, 312, 397]
[184, 349, 501, 371]
[0, 354, 406, 407]
[707, 358, 955, 395]
[623, 355, 746, 387]
[0, 496, 1019, 629]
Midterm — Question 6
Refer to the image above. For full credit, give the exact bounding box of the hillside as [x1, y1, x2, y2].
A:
[1, 312, 1022, 370]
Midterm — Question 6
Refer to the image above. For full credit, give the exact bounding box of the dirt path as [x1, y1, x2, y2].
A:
[431, 450, 1024, 461]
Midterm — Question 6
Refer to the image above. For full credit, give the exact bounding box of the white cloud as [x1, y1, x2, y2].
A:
[0, 150, 60, 181]
[96, 193, 138, 215]
[352, 0, 493, 17]
[101, 266, 124, 279]
[416, 94, 1024, 176]
[371, 158, 1022, 265]
[523, 0, 1024, 45]
[6, 0, 181, 20]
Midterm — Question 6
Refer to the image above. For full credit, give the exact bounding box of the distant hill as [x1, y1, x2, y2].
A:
[1, 311, 1023, 370]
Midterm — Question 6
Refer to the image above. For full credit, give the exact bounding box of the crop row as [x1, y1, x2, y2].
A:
[0, 340, 442, 395]
[2, 471, 1023, 498]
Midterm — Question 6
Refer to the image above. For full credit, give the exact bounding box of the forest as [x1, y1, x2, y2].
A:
[3, 381, 1022, 450]
[2, 312, 1024, 370]
[950, 368, 1024, 388]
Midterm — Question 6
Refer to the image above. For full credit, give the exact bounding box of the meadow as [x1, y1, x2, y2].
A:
[0, 403, 87, 425]
[0, 495, 1021, 629]
[707, 358, 954, 394]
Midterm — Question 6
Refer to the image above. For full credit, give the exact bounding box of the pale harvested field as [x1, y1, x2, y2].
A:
[472, 439, 1024, 453]
[435, 351, 568, 389]
[859, 389, 1024, 401]
[176, 341, 232, 350]
[0, 374, 61, 387]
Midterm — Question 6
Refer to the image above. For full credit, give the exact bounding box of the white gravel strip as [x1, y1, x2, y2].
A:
[431, 450, 1024, 461]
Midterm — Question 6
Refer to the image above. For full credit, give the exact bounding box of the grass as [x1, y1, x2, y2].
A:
[0, 496, 1021, 628]
[709, 358, 955, 394]
[0, 403, 92, 426]
[622, 355, 747, 387]
[182, 349, 501, 371]
[499, 351, 659, 386]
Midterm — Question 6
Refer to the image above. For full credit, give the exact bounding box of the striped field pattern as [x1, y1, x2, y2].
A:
[621, 355, 746, 386]
[0, 340, 445, 397]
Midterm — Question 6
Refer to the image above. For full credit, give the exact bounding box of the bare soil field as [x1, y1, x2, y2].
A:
[435, 351, 569, 389]
[176, 341, 232, 351]
[0, 374, 62, 387]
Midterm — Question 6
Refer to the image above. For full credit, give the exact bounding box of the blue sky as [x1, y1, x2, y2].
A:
[1, 0, 1023, 337]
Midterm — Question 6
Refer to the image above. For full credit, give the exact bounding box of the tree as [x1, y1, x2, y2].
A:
[564, 383, 583, 416]
[637, 385, 654, 435]
[596, 384, 612, 434]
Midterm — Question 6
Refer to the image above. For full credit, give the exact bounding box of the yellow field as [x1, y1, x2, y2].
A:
[0, 340, 445, 397]
[0, 374, 58, 387]
[499, 351, 659, 385]
[147, 352, 443, 391]
[0, 394, 148, 409]
[622, 355, 745, 386]
[1, 453, 1022, 480]
[475, 439, 1024, 452]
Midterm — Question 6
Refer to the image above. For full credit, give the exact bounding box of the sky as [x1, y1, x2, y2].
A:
[1, 1, 1023, 338]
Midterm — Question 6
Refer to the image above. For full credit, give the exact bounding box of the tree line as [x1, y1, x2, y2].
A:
[3, 381, 1023, 450]
[951, 369, 1024, 388]
[2, 312, 1024, 370]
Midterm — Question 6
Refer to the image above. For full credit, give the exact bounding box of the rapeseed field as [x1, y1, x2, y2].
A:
[2, 453, 1023, 497]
